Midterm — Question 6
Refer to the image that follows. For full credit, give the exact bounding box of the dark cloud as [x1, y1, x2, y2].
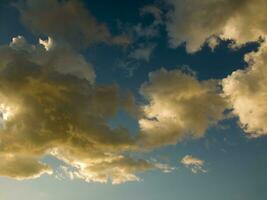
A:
[16, 0, 129, 48]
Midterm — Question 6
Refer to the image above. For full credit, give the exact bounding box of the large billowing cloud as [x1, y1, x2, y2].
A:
[138, 68, 227, 148]
[16, 0, 129, 48]
[222, 42, 267, 137]
[0, 36, 169, 183]
[0, 36, 227, 182]
[166, 0, 267, 52]
[165, 0, 267, 138]
[0, 0, 175, 184]
[3, 0, 267, 184]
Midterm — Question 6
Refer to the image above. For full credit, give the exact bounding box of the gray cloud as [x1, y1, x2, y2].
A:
[16, 0, 129, 49]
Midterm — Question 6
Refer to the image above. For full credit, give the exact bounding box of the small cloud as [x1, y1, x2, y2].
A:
[128, 44, 156, 62]
[181, 155, 207, 174]
[39, 37, 54, 51]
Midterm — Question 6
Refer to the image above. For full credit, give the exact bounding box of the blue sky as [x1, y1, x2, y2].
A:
[0, 0, 267, 199]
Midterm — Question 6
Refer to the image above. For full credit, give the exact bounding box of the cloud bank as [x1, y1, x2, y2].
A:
[1, 0, 267, 184]
[0, 35, 165, 184]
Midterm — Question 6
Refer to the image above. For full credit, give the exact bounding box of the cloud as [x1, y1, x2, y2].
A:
[0, 36, 165, 183]
[138, 68, 227, 148]
[165, 0, 267, 138]
[128, 44, 156, 62]
[181, 155, 206, 173]
[56, 154, 174, 184]
[0, 154, 52, 180]
[39, 37, 54, 51]
[52, 150, 157, 184]
[8, 35, 95, 83]
[166, 0, 267, 52]
[222, 41, 267, 137]
[16, 0, 129, 48]
[115, 4, 163, 76]
[4, 0, 267, 184]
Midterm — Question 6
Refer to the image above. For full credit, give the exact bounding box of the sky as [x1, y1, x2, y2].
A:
[0, 0, 267, 199]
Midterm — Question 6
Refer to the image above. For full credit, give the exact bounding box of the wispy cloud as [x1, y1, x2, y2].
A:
[181, 155, 207, 174]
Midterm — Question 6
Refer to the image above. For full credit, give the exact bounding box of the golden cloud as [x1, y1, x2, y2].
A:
[223, 41, 267, 137]
[138, 68, 227, 148]
[166, 0, 267, 137]
[166, 0, 267, 52]
[0, 36, 168, 183]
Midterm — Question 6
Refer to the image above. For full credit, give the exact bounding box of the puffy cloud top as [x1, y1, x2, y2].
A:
[166, 0, 267, 52]
[223, 41, 267, 137]
[139, 68, 227, 148]
[0, 36, 163, 183]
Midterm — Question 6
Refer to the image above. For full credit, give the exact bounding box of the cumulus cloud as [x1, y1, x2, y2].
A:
[181, 155, 206, 174]
[0, 36, 167, 183]
[164, 0, 267, 138]
[222, 41, 267, 137]
[138, 68, 227, 148]
[166, 0, 267, 52]
[16, 0, 129, 49]
[4, 0, 267, 184]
